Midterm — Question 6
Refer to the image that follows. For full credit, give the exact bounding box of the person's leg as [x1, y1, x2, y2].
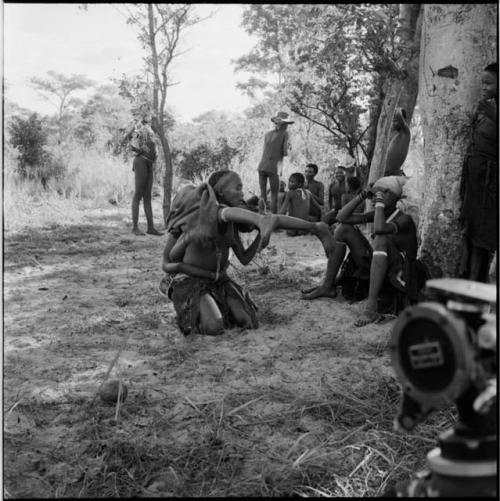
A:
[143, 163, 164, 236]
[268, 173, 280, 214]
[132, 157, 147, 235]
[199, 293, 225, 335]
[354, 234, 390, 327]
[301, 224, 369, 300]
[469, 246, 492, 283]
[258, 171, 268, 209]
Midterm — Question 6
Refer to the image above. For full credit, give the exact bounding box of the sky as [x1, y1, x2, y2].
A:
[3, 3, 259, 122]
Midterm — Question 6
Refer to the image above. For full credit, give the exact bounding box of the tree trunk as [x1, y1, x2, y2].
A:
[367, 4, 422, 185]
[417, 4, 497, 277]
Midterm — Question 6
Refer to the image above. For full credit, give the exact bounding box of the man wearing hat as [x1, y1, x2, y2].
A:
[257, 111, 294, 214]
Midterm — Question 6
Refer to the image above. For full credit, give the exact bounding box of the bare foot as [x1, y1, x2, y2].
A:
[258, 214, 278, 250]
[301, 285, 337, 300]
[354, 308, 381, 327]
[258, 198, 266, 214]
[132, 228, 145, 236]
[147, 228, 164, 236]
[312, 222, 335, 256]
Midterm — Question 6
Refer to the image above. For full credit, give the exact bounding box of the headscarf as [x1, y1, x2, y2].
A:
[372, 175, 409, 199]
[165, 183, 220, 245]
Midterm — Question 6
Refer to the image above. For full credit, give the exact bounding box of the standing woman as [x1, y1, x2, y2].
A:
[459, 62, 498, 282]
[257, 111, 294, 214]
[126, 116, 164, 236]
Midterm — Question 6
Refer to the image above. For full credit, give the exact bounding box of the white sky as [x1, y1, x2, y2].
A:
[3, 3, 259, 122]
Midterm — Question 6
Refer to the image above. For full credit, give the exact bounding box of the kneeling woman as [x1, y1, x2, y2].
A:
[162, 169, 334, 336]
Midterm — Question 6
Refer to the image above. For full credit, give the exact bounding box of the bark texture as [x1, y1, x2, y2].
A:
[417, 4, 497, 277]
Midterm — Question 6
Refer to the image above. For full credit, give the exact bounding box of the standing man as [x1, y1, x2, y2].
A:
[304, 163, 325, 221]
[257, 111, 294, 214]
[125, 115, 164, 236]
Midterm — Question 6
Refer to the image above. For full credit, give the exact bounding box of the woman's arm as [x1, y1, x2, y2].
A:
[230, 228, 262, 265]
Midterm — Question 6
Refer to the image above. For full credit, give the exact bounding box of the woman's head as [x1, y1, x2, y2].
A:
[482, 63, 497, 101]
[207, 170, 246, 208]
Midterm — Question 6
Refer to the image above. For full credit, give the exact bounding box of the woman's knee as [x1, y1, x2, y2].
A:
[199, 294, 224, 335]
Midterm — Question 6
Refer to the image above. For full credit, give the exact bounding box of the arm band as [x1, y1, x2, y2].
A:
[375, 202, 385, 208]
[220, 207, 229, 223]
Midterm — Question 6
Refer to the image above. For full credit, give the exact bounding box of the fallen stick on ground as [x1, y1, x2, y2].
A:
[91, 329, 132, 406]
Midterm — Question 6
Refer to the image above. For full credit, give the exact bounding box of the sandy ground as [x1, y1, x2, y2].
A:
[3, 200, 447, 497]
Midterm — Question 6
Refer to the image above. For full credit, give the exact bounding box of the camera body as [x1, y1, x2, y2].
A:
[389, 278, 497, 497]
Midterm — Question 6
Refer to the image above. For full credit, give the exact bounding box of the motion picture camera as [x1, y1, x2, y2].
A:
[389, 278, 497, 497]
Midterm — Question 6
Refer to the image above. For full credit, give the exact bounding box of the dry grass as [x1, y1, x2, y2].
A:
[8, 374, 453, 498]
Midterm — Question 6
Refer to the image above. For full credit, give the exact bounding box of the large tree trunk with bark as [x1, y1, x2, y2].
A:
[417, 4, 497, 277]
[368, 4, 422, 185]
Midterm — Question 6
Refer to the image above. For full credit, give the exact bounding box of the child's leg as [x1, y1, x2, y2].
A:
[132, 157, 148, 235]
[199, 294, 225, 335]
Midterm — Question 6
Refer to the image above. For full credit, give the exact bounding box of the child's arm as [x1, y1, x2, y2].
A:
[162, 232, 217, 280]
[279, 192, 291, 215]
[230, 228, 262, 265]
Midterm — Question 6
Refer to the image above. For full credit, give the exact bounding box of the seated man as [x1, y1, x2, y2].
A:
[161, 169, 334, 336]
[324, 175, 364, 225]
[280, 172, 319, 236]
[302, 176, 422, 327]
[304, 163, 325, 221]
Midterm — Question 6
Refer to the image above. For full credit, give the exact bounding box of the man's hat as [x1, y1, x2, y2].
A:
[271, 111, 294, 124]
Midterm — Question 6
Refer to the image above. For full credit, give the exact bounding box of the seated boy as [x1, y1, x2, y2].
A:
[304, 163, 325, 221]
[323, 176, 365, 226]
[162, 169, 334, 336]
[279, 172, 317, 236]
[302, 176, 421, 327]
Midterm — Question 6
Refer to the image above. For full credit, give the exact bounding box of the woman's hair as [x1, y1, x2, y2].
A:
[207, 169, 232, 190]
[305, 163, 319, 175]
[484, 62, 498, 74]
[289, 172, 305, 187]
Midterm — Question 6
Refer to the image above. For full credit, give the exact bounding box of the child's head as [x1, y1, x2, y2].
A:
[245, 195, 259, 212]
[346, 176, 361, 193]
[279, 180, 286, 192]
[305, 163, 318, 180]
[288, 172, 305, 190]
[482, 62, 497, 101]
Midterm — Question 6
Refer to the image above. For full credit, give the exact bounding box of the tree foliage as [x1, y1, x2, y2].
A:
[172, 137, 239, 183]
[114, 3, 206, 222]
[234, 4, 402, 170]
[8, 113, 64, 183]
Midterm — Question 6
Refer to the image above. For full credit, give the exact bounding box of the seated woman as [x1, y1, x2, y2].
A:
[161, 169, 334, 336]
[302, 176, 424, 327]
